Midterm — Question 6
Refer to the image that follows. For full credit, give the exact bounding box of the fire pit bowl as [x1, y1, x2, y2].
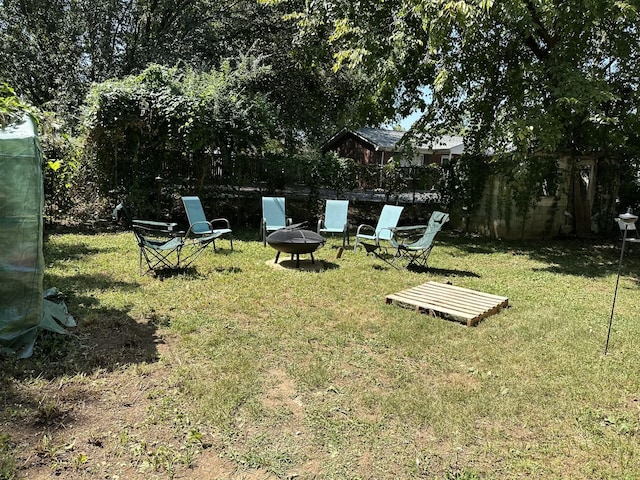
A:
[267, 228, 326, 267]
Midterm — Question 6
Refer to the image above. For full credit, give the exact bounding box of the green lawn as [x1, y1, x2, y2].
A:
[2, 229, 640, 479]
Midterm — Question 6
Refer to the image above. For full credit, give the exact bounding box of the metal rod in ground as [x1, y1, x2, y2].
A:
[605, 227, 628, 355]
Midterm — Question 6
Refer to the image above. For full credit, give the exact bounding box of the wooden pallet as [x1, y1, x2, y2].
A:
[385, 281, 508, 327]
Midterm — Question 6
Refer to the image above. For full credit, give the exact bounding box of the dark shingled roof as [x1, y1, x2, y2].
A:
[323, 127, 464, 154]
[354, 127, 407, 150]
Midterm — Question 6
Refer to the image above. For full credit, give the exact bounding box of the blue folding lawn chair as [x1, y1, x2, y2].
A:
[181, 196, 233, 253]
[132, 220, 184, 275]
[389, 211, 449, 269]
[353, 204, 404, 252]
[317, 199, 349, 247]
[261, 197, 292, 246]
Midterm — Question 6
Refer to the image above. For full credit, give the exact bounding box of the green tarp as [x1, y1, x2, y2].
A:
[0, 115, 74, 358]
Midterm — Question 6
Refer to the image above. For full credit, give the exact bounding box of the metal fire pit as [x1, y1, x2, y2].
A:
[267, 228, 326, 267]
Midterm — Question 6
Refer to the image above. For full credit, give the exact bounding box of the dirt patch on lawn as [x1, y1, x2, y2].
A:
[0, 316, 261, 479]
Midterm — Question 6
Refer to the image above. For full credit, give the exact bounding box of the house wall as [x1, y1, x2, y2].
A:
[333, 135, 383, 165]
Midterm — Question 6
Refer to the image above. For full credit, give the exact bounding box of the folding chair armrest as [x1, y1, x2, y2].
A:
[388, 224, 429, 245]
[356, 224, 375, 236]
[390, 224, 428, 234]
[132, 219, 178, 234]
[209, 217, 231, 230]
[317, 218, 324, 233]
[286, 217, 292, 226]
[185, 220, 214, 238]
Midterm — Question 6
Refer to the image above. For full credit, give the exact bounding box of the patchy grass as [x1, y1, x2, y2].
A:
[2, 229, 640, 479]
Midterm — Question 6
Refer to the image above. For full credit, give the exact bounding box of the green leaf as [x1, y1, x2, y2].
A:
[47, 160, 62, 171]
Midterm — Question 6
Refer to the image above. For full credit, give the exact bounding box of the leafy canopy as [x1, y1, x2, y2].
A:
[271, 0, 640, 158]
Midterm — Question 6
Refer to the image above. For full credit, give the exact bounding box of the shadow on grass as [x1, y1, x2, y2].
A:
[408, 265, 481, 277]
[150, 266, 200, 279]
[439, 232, 639, 279]
[146, 264, 243, 279]
[44, 272, 139, 298]
[2, 308, 161, 381]
[371, 261, 480, 277]
[365, 247, 481, 277]
[210, 247, 235, 256]
[43, 239, 117, 267]
[264, 251, 340, 271]
[0, 254, 167, 449]
[0, 303, 161, 435]
[4, 270, 161, 379]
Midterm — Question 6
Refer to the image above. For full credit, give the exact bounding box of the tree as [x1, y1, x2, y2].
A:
[0, 83, 32, 127]
[269, 0, 640, 227]
[81, 61, 280, 214]
[0, 0, 88, 116]
[0, 0, 366, 143]
[0, 0, 235, 114]
[284, 0, 639, 153]
[314, 152, 357, 198]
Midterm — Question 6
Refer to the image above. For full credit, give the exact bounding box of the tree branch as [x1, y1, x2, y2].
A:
[521, 0, 555, 60]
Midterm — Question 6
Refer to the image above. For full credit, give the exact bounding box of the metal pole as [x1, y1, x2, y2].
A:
[605, 225, 629, 355]
[155, 176, 162, 220]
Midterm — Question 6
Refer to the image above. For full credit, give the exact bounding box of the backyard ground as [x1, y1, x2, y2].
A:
[2, 228, 640, 479]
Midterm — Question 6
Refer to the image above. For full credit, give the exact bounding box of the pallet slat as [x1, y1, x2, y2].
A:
[386, 281, 508, 326]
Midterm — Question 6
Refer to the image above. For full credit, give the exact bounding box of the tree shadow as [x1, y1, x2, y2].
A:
[2, 305, 161, 382]
[0, 304, 162, 437]
[43, 240, 116, 267]
[0, 258, 167, 450]
[6, 267, 161, 379]
[407, 265, 481, 277]
[149, 264, 243, 279]
[439, 233, 638, 279]
[44, 272, 139, 299]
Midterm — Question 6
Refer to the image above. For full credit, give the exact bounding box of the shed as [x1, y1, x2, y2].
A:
[322, 127, 464, 167]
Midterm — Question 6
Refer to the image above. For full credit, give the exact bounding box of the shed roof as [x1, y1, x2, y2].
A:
[323, 127, 464, 154]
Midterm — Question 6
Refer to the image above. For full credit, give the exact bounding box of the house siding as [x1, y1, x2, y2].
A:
[332, 134, 383, 165]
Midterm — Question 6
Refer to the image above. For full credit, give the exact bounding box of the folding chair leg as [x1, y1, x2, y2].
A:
[342, 232, 350, 248]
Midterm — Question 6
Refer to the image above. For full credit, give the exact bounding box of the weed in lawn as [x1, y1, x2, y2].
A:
[445, 470, 481, 480]
[227, 433, 294, 476]
[34, 433, 75, 470]
[71, 452, 89, 469]
[0, 433, 16, 480]
[35, 395, 64, 425]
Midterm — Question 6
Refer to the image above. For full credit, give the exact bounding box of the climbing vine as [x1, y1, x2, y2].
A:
[81, 61, 278, 217]
[0, 83, 32, 128]
[439, 154, 491, 212]
[495, 154, 560, 218]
